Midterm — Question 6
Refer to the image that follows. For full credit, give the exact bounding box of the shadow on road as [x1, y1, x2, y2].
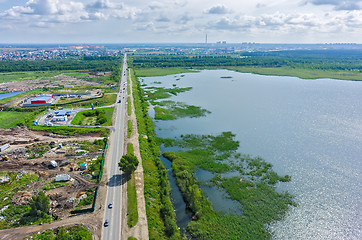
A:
[107, 174, 126, 187]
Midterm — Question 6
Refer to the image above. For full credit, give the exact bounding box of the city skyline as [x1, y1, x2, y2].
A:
[0, 0, 361, 44]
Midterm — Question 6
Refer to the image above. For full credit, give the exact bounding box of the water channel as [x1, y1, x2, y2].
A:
[141, 70, 362, 239]
[0, 91, 24, 100]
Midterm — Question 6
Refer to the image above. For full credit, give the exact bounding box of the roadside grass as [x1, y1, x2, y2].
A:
[127, 97, 132, 116]
[127, 143, 134, 155]
[0, 111, 36, 128]
[56, 93, 116, 108]
[134, 67, 198, 77]
[30, 125, 109, 137]
[131, 68, 180, 239]
[127, 120, 132, 138]
[224, 66, 362, 81]
[127, 172, 138, 228]
[0, 71, 63, 83]
[71, 107, 114, 126]
[25, 225, 92, 240]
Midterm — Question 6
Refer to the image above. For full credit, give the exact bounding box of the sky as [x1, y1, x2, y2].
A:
[0, 0, 361, 44]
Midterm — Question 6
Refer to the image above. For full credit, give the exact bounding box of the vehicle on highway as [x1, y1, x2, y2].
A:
[108, 203, 113, 208]
[118, 100, 121, 103]
[104, 220, 109, 227]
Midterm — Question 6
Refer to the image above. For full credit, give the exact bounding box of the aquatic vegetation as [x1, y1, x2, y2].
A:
[162, 132, 294, 239]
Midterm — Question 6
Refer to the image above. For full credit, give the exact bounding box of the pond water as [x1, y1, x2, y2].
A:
[0, 91, 24, 100]
[141, 70, 362, 239]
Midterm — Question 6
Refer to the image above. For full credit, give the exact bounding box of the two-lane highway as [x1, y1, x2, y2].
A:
[102, 54, 128, 240]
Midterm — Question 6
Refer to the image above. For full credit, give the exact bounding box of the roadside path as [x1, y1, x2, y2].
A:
[123, 69, 149, 240]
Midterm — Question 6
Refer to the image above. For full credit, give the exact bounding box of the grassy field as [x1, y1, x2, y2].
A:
[0, 111, 37, 128]
[0, 171, 41, 229]
[30, 125, 109, 137]
[127, 120, 132, 138]
[57, 93, 116, 108]
[127, 172, 138, 227]
[127, 97, 132, 116]
[223, 66, 362, 81]
[0, 71, 63, 83]
[71, 107, 114, 126]
[25, 225, 92, 240]
[134, 67, 199, 77]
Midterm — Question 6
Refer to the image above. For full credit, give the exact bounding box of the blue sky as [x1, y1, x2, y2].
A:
[0, 0, 361, 43]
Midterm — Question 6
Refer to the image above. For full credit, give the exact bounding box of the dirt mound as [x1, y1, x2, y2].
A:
[11, 191, 33, 205]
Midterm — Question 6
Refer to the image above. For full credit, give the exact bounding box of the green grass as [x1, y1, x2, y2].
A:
[127, 143, 134, 155]
[127, 120, 133, 138]
[76, 188, 95, 208]
[42, 181, 71, 190]
[134, 67, 198, 77]
[224, 66, 362, 81]
[0, 171, 40, 229]
[56, 93, 116, 108]
[0, 111, 36, 128]
[25, 225, 92, 240]
[153, 101, 210, 120]
[0, 71, 63, 83]
[30, 125, 109, 137]
[71, 107, 114, 126]
[127, 172, 138, 228]
[127, 97, 132, 116]
[128, 237, 138, 240]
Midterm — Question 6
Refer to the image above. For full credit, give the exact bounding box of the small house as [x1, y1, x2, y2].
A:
[50, 160, 58, 168]
[80, 163, 88, 170]
[54, 174, 70, 182]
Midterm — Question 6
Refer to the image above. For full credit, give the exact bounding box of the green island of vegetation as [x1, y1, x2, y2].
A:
[153, 101, 210, 120]
[142, 86, 210, 120]
[162, 132, 295, 239]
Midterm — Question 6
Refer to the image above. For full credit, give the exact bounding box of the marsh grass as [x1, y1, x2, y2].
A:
[153, 101, 210, 120]
[162, 132, 294, 239]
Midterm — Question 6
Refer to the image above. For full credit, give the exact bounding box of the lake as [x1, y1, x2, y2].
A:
[141, 70, 362, 239]
[0, 91, 24, 100]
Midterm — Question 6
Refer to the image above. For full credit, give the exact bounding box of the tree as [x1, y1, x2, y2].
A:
[29, 191, 50, 218]
[118, 153, 139, 175]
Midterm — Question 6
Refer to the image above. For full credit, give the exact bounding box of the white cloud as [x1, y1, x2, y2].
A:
[306, 0, 361, 10]
[205, 5, 231, 14]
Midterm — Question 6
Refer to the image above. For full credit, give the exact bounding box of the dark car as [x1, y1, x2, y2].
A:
[118, 100, 121, 103]
[104, 220, 109, 227]
[108, 203, 113, 208]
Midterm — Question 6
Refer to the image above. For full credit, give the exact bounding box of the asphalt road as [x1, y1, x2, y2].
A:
[102, 54, 128, 240]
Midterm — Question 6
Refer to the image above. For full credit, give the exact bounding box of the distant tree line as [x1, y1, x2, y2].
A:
[0, 56, 122, 72]
[129, 50, 362, 72]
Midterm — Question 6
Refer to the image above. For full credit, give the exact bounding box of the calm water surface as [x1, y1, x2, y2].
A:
[0, 91, 24, 100]
[142, 70, 362, 239]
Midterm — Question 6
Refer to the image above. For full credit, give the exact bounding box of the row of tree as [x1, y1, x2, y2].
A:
[129, 50, 362, 71]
